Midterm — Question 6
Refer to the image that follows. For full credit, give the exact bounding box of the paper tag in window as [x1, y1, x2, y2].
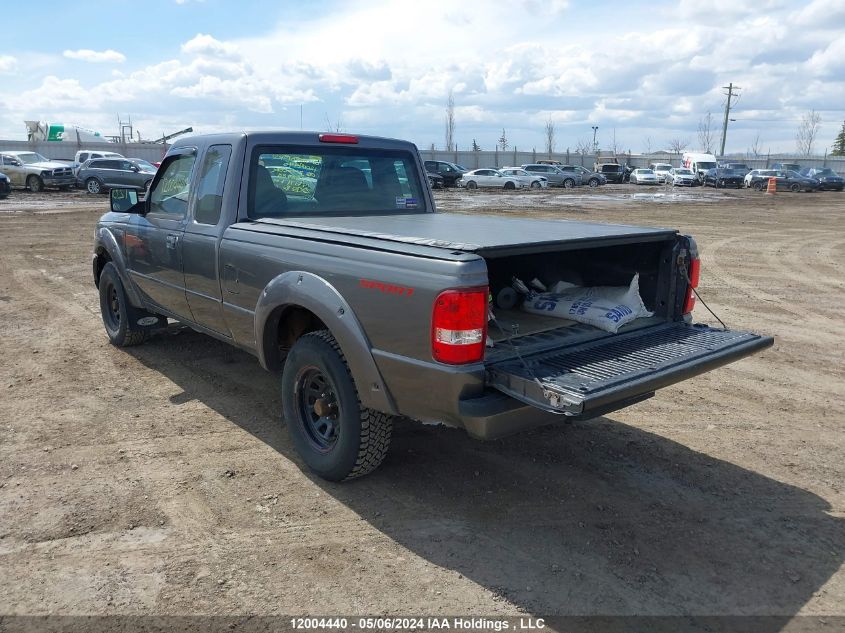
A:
[395, 196, 407, 208]
[405, 197, 418, 208]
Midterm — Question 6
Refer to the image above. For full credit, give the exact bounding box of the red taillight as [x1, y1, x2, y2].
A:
[683, 258, 701, 314]
[432, 287, 488, 364]
[318, 133, 359, 144]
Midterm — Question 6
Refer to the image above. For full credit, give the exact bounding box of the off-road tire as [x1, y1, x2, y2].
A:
[98, 262, 148, 347]
[282, 330, 393, 481]
[27, 175, 44, 193]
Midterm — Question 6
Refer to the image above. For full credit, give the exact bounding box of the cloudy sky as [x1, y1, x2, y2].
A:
[1, 0, 843, 155]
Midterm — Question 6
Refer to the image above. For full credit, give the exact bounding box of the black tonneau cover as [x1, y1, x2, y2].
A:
[257, 213, 677, 256]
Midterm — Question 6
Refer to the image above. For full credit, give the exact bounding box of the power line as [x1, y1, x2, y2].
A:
[719, 83, 740, 156]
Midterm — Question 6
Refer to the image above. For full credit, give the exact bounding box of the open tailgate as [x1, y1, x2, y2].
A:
[486, 322, 773, 416]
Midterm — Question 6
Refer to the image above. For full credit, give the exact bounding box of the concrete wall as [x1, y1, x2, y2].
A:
[0, 140, 170, 163]
[419, 149, 845, 172]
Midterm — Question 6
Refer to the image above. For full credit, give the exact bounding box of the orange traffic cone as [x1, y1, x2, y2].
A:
[766, 177, 777, 194]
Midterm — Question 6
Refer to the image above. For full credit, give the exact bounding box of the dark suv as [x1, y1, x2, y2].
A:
[596, 163, 626, 183]
[801, 167, 844, 191]
[78, 158, 158, 194]
[424, 160, 467, 187]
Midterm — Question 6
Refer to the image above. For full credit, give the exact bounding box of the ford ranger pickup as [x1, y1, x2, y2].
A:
[93, 132, 773, 481]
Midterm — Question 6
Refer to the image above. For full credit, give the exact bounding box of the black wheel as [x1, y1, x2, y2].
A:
[563, 178, 575, 188]
[98, 262, 148, 347]
[466, 181, 477, 189]
[503, 181, 515, 190]
[588, 178, 599, 188]
[789, 183, 800, 192]
[753, 181, 764, 191]
[530, 181, 541, 189]
[27, 175, 44, 193]
[282, 330, 393, 481]
[86, 178, 103, 194]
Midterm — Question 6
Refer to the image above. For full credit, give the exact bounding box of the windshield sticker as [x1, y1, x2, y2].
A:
[395, 196, 407, 208]
[404, 197, 418, 209]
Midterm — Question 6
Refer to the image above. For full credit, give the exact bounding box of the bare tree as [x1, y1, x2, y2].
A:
[498, 128, 509, 151]
[795, 109, 821, 156]
[610, 127, 619, 156]
[698, 111, 715, 153]
[323, 113, 345, 132]
[544, 117, 556, 155]
[444, 90, 456, 152]
[749, 132, 763, 158]
[668, 138, 690, 153]
[575, 138, 592, 155]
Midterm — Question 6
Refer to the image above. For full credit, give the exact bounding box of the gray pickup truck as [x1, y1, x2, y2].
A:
[93, 132, 772, 481]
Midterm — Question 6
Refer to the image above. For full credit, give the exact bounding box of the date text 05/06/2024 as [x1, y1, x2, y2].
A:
[289, 617, 546, 631]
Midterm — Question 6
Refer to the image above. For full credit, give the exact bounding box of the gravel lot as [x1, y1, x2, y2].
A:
[0, 185, 843, 619]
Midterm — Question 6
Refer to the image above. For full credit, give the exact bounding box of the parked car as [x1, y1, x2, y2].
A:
[0, 171, 10, 199]
[424, 160, 466, 187]
[703, 168, 745, 188]
[521, 164, 580, 188]
[94, 130, 772, 480]
[761, 170, 821, 192]
[71, 150, 124, 175]
[562, 165, 606, 187]
[596, 163, 626, 183]
[665, 167, 698, 187]
[0, 151, 76, 191]
[499, 167, 548, 188]
[427, 172, 444, 189]
[682, 152, 718, 182]
[801, 167, 844, 191]
[629, 168, 659, 185]
[745, 169, 778, 189]
[771, 162, 801, 173]
[457, 168, 527, 189]
[648, 163, 674, 183]
[719, 162, 751, 174]
[77, 157, 158, 194]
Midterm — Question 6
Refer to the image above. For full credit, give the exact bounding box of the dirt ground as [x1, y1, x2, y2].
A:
[0, 185, 843, 621]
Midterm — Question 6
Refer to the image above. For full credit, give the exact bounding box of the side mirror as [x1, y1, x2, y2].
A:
[110, 188, 140, 213]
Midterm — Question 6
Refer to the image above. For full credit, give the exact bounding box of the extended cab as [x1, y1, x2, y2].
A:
[93, 132, 773, 481]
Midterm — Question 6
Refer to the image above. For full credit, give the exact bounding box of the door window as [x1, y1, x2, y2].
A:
[193, 145, 232, 225]
[149, 153, 196, 218]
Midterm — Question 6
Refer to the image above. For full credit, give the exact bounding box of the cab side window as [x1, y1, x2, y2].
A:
[149, 153, 196, 218]
[193, 145, 232, 225]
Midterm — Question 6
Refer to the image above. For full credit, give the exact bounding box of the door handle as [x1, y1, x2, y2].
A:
[166, 234, 180, 249]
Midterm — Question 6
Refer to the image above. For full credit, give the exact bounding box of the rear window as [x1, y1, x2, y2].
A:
[248, 146, 427, 218]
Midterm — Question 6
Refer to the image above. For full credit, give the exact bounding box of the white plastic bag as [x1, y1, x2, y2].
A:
[521, 273, 653, 333]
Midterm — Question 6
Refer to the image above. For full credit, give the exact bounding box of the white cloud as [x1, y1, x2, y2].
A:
[0, 55, 18, 73]
[181, 33, 239, 59]
[63, 49, 126, 63]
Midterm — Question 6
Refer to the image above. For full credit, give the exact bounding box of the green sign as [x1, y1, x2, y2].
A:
[46, 124, 65, 141]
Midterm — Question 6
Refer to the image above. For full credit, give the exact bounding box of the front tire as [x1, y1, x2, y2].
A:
[466, 181, 477, 189]
[588, 178, 599, 188]
[86, 178, 103, 194]
[753, 181, 764, 191]
[282, 330, 393, 481]
[27, 175, 44, 193]
[530, 181, 541, 189]
[503, 181, 515, 190]
[790, 183, 800, 192]
[98, 262, 148, 347]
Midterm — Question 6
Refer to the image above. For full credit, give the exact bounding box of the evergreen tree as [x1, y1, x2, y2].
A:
[471, 139, 481, 152]
[832, 120, 845, 156]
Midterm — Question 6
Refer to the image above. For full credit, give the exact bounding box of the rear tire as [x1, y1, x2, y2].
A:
[282, 330, 393, 481]
[790, 183, 800, 192]
[98, 262, 148, 347]
[563, 178, 575, 188]
[27, 175, 44, 193]
[753, 181, 764, 191]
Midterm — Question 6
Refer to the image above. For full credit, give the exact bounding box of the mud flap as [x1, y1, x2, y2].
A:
[486, 322, 773, 417]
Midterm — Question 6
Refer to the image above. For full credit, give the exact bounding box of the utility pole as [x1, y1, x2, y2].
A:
[591, 126, 599, 154]
[719, 83, 740, 157]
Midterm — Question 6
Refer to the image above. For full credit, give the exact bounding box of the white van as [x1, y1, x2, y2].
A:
[682, 152, 718, 181]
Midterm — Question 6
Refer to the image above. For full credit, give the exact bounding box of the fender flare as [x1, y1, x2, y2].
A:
[94, 226, 143, 307]
[254, 271, 397, 415]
